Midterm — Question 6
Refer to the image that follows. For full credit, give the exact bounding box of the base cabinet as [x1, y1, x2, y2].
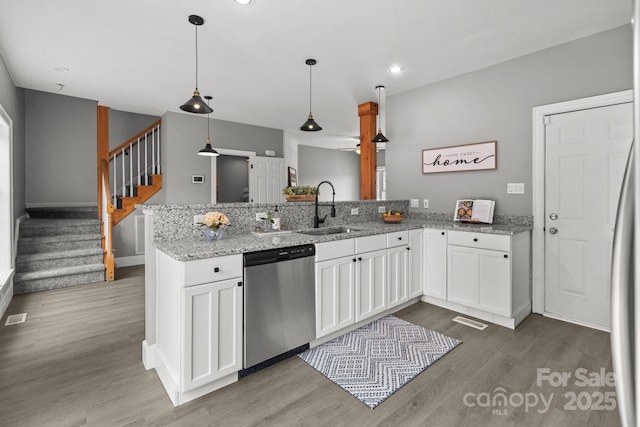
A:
[315, 256, 356, 338]
[155, 250, 243, 406]
[355, 249, 387, 322]
[387, 245, 409, 309]
[182, 279, 242, 392]
[423, 229, 448, 299]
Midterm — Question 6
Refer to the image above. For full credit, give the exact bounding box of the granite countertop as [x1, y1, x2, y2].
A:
[154, 219, 532, 261]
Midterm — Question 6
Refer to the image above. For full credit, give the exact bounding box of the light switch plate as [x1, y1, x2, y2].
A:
[378, 206, 386, 213]
[423, 199, 429, 209]
[410, 199, 419, 208]
[255, 212, 267, 221]
[351, 208, 359, 215]
[193, 215, 204, 225]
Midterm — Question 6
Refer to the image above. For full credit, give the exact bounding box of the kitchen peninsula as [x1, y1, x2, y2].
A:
[139, 201, 532, 406]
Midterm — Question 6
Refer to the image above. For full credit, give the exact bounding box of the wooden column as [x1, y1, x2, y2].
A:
[97, 106, 109, 217]
[358, 101, 378, 200]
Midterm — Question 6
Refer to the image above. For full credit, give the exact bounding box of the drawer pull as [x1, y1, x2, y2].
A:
[398, 237, 402, 240]
[504, 254, 509, 259]
[441, 231, 445, 235]
[352, 258, 357, 263]
[473, 238, 478, 242]
[358, 257, 363, 261]
[407, 247, 411, 251]
[214, 267, 220, 273]
[237, 281, 243, 287]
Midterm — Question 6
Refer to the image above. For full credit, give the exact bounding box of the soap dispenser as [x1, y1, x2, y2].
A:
[273, 205, 281, 231]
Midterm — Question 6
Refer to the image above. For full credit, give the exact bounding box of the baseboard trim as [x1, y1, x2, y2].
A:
[116, 255, 145, 267]
[25, 202, 98, 208]
[142, 340, 155, 370]
[0, 269, 15, 319]
[542, 311, 610, 333]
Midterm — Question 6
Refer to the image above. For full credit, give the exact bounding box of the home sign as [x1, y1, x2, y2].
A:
[422, 141, 497, 174]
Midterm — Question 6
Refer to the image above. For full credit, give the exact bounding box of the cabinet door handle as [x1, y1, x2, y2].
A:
[352, 258, 357, 263]
[504, 254, 509, 259]
[398, 237, 402, 240]
[358, 257, 363, 261]
[441, 231, 445, 235]
[407, 247, 411, 251]
[473, 238, 478, 242]
[237, 281, 243, 287]
[214, 267, 220, 273]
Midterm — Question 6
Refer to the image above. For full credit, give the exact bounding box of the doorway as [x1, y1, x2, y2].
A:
[532, 90, 633, 331]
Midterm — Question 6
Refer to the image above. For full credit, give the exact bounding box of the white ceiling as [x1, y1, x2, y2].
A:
[0, 0, 631, 148]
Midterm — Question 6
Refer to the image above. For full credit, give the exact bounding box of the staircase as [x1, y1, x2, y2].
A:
[14, 208, 105, 294]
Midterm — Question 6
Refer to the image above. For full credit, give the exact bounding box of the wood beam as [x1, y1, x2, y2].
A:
[358, 101, 378, 200]
[97, 106, 109, 218]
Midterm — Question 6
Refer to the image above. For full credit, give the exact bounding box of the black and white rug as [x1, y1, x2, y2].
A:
[298, 315, 461, 409]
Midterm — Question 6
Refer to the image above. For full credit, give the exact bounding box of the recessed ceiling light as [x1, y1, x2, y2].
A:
[387, 65, 405, 74]
[54, 66, 69, 72]
[234, 0, 253, 5]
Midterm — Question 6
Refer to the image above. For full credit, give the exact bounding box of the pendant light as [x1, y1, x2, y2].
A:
[180, 15, 213, 114]
[198, 96, 219, 156]
[300, 59, 322, 131]
[371, 85, 389, 142]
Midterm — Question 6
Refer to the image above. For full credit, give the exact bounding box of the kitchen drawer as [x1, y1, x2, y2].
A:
[315, 238, 355, 262]
[184, 254, 243, 287]
[355, 234, 386, 253]
[386, 230, 409, 248]
[447, 230, 510, 252]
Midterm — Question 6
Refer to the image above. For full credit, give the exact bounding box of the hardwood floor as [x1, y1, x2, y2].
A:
[0, 266, 621, 426]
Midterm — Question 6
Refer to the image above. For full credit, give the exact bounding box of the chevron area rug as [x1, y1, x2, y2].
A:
[298, 315, 461, 409]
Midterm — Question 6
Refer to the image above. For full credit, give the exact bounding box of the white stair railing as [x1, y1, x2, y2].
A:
[108, 120, 161, 206]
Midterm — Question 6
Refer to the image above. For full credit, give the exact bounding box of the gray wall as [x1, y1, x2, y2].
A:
[298, 145, 360, 202]
[387, 25, 632, 216]
[25, 90, 97, 205]
[109, 108, 159, 150]
[0, 54, 25, 221]
[160, 111, 283, 204]
[217, 155, 249, 203]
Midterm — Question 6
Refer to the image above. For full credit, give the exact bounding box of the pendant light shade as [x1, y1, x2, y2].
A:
[198, 96, 219, 156]
[371, 85, 389, 142]
[180, 15, 213, 114]
[300, 59, 322, 131]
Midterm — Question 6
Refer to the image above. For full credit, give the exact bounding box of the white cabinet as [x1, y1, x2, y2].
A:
[423, 229, 447, 300]
[443, 230, 530, 329]
[155, 250, 243, 406]
[387, 245, 409, 308]
[315, 255, 356, 338]
[183, 278, 242, 392]
[355, 249, 387, 322]
[408, 229, 424, 298]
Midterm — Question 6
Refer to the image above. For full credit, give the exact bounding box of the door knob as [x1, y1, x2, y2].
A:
[549, 227, 558, 235]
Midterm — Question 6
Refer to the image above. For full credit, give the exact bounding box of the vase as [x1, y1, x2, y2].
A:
[202, 225, 225, 241]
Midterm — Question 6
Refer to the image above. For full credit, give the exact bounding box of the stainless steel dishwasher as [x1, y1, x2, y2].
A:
[241, 244, 316, 376]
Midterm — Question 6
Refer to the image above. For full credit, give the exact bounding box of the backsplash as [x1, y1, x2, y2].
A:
[409, 211, 533, 227]
[142, 200, 410, 242]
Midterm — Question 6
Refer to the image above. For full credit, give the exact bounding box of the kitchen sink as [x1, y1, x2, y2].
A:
[297, 226, 361, 236]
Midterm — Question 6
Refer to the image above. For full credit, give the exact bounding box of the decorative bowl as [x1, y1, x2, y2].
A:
[382, 214, 404, 223]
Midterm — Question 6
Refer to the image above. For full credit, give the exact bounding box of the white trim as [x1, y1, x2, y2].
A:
[115, 255, 145, 267]
[25, 202, 98, 208]
[0, 104, 13, 274]
[541, 311, 610, 333]
[531, 90, 633, 315]
[209, 148, 256, 204]
[134, 215, 145, 255]
[142, 340, 155, 370]
[0, 268, 14, 319]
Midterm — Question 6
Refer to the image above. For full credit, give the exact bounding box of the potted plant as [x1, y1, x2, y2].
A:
[282, 185, 318, 202]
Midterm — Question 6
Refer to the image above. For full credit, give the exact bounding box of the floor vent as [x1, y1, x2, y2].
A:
[5, 313, 27, 326]
[453, 316, 488, 330]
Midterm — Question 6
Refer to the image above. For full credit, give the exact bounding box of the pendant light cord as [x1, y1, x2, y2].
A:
[195, 24, 199, 90]
[309, 64, 312, 115]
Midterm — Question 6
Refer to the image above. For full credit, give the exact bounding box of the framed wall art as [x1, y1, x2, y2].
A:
[288, 166, 297, 187]
[422, 141, 497, 174]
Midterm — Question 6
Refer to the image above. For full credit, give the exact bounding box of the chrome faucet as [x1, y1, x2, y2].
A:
[314, 180, 336, 228]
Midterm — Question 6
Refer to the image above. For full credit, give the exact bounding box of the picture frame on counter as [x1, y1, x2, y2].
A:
[422, 140, 497, 174]
[288, 167, 297, 187]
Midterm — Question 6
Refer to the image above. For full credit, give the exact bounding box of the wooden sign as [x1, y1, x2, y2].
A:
[422, 141, 497, 174]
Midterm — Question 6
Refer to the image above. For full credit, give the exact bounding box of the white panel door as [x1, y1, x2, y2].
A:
[355, 249, 387, 322]
[544, 102, 632, 329]
[249, 156, 286, 204]
[182, 278, 242, 392]
[315, 256, 355, 338]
